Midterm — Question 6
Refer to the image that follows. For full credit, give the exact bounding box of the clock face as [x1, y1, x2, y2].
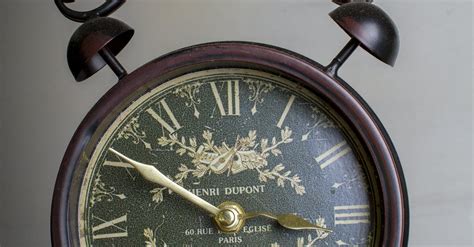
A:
[75, 68, 382, 246]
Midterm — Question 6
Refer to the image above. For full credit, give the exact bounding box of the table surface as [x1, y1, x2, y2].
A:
[0, 0, 472, 246]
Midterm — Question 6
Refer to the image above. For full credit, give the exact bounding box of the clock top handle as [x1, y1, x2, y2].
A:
[54, 0, 133, 82]
[56, 0, 399, 82]
[54, 0, 126, 23]
[330, 2, 400, 66]
[67, 17, 134, 82]
[333, 0, 373, 5]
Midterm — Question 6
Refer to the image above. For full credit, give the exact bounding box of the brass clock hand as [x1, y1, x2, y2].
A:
[109, 148, 220, 216]
[244, 212, 332, 232]
[109, 148, 332, 234]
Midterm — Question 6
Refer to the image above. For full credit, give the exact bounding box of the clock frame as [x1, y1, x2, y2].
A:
[51, 41, 409, 246]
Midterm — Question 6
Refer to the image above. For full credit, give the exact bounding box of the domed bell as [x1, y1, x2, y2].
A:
[329, 2, 399, 66]
[67, 17, 134, 82]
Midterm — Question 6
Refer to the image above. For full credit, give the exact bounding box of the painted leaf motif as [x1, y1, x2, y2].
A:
[336, 240, 349, 246]
[176, 148, 186, 156]
[271, 148, 282, 156]
[150, 188, 164, 204]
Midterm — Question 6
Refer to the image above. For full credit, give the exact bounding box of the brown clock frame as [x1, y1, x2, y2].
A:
[51, 42, 409, 246]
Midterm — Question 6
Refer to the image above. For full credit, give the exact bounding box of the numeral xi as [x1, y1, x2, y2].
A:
[146, 99, 182, 133]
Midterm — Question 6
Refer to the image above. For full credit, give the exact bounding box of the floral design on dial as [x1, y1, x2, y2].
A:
[331, 173, 369, 194]
[335, 233, 373, 246]
[143, 228, 157, 247]
[173, 82, 203, 118]
[116, 116, 152, 150]
[150, 127, 304, 204]
[89, 175, 127, 207]
[244, 78, 275, 115]
[302, 106, 338, 141]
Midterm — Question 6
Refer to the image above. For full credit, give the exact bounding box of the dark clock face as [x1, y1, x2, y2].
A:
[76, 68, 381, 246]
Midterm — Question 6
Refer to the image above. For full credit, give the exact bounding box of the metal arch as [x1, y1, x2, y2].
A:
[54, 0, 126, 23]
[333, 0, 373, 5]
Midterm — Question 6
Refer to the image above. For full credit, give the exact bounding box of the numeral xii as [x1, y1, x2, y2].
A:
[210, 80, 240, 116]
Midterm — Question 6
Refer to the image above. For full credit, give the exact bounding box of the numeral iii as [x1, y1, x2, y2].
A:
[334, 204, 370, 225]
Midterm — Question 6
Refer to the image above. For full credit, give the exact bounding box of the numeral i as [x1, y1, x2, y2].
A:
[276, 95, 295, 128]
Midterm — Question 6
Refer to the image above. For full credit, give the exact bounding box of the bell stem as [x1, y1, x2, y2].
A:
[99, 47, 128, 80]
[325, 38, 359, 77]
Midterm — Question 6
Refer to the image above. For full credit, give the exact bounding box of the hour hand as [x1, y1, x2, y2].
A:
[108, 148, 220, 216]
[244, 212, 332, 232]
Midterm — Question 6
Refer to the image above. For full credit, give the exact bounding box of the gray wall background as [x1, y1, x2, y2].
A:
[0, 0, 472, 246]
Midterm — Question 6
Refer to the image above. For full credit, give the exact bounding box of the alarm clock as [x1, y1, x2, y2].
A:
[51, 0, 409, 246]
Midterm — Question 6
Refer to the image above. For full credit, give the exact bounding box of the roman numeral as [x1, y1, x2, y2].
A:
[104, 155, 136, 179]
[334, 204, 370, 225]
[276, 95, 295, 128]
[315, 141, 351, 169]
[146, 99, 182, 133]
[103, 160, 134, 169]
[210, 80, 240, 116]
[92, 214, 128, 240]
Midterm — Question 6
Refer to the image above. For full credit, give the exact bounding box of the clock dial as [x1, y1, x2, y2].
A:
[77, 68, 381, 246]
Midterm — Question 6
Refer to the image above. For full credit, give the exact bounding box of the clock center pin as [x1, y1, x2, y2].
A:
[214, 201, 246, 233]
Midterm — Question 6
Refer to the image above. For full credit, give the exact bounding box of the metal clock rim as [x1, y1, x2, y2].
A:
[51, 41, 409, 246]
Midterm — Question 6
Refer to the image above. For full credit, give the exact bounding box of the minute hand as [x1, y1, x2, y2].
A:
[109, 148, 220, 216]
